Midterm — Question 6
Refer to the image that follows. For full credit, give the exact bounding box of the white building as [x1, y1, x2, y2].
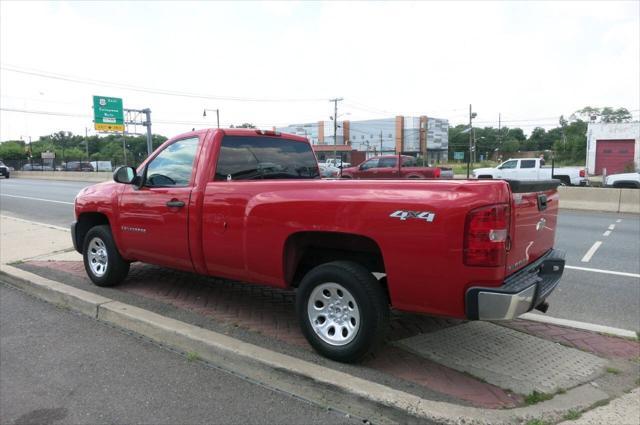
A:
[586, 123, 640, 175]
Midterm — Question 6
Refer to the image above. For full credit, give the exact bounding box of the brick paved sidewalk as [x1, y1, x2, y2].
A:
[20, 260, 640, 409]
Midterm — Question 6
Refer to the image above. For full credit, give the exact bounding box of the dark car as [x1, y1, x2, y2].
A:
[63, 161, 94, 172]
[0, 161, 9, 178]
[22, 163, 55, 171]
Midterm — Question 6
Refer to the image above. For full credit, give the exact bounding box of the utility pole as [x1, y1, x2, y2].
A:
[143, 108, 153, 156]
[467, 104, 477, 178]
[122, 127, 127, 166]
[85, 127, 89, 161]
[380, 131, 383, 154]
[329, 97, 343, 162]
[498, 112, 501, 154]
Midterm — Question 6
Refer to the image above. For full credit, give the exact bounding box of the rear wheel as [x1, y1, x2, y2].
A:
[296, 261, 389, 363]
[83, 225, 129, 287]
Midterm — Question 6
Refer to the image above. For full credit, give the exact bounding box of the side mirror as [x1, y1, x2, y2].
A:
[359, 164, 366, 170]
[113, 166, 136, 184]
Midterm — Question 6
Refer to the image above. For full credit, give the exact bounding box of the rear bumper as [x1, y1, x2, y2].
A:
[465, 249, 565, 320]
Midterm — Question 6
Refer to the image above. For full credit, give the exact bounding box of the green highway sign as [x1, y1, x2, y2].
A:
[93, 95, 124, 132]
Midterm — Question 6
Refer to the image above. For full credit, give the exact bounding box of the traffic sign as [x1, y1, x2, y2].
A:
[453, 151, 464, 160]
[93, 95, 124, 132]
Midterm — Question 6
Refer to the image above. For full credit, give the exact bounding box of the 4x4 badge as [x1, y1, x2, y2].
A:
[390, 210, 436, 222]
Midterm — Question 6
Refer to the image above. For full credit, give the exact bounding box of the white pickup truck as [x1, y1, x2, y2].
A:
[324, 158, 351, 168]
[604, 170, 640, 188]
[473, 158, 588, 186]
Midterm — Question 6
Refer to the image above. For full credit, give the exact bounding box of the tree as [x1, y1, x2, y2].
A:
[0, 141, 27, 160]
[502, 139, 520, 153]
[572, 106, 633, 123]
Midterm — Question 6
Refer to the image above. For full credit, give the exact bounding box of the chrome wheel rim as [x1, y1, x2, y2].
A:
[88, 237, 108, 277]
[307, 282, 360, 346]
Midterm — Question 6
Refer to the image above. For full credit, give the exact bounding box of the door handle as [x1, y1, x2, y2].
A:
[166, 199, 185, 208]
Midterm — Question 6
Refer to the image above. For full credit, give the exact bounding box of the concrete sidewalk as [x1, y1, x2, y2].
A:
[1, 216, 638, 424]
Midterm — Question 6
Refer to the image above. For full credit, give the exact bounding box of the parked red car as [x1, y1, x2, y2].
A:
[340, 155, 441, 179]
[72, 129, 564, 362]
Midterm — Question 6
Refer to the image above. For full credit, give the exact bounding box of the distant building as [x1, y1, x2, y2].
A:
[586, 122, 640, 175]
[277, 115, 449, 163]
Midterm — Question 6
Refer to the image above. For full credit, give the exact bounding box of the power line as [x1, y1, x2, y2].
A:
[1, 64, 327, 103]
[0, 106, 311, 129]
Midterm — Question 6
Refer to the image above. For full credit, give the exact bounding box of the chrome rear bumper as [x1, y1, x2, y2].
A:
[465, 249, 565, 320]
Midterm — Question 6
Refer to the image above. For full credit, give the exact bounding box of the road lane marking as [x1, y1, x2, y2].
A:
[565, 265, 640, 279]
[0, 194, 74, 205]
[603, 230, 611, 237]
[521, 313, 637, 339]
[581, 241, 602, 263]
[616, 219, 622, 223]
[0, 215, 70, 232]
[608, 224, 615, 230]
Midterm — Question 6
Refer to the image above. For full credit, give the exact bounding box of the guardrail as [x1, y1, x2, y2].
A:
[558, 186, 639, 214]
[10, 171, 113, 183]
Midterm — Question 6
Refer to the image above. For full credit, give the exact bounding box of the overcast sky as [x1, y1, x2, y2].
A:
[1, 0, 638, 141]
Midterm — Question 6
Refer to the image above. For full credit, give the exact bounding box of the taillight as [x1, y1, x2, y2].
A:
[464, 204, 510, 267]
[579, 169, 585, 177]
[434, 168, 441, 178]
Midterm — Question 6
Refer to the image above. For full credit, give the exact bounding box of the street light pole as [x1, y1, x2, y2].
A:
[203, 108, 220, 128]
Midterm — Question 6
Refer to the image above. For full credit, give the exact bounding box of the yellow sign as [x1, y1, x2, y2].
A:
[95, 123, 125, 132]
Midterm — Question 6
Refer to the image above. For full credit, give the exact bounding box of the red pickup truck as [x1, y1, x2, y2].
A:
[72, 129, 565, 362]
[340, 155, 441, 179]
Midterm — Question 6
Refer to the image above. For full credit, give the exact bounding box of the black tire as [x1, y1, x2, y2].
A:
[5, 174, 9, 179]
[82, 225, 130, 287]
[296, 261, 389, 363]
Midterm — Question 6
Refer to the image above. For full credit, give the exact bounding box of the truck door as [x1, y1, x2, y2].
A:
[497, 159, 518, 179]
[118, 136, 200, 271]
[375, 157, 399, 178]
[519, 159, 538, 180]
[356, 158, 380, 178]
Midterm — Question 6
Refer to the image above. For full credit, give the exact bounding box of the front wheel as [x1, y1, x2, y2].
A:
[83, 225, 130, 287]
[296, 261, 389, 363]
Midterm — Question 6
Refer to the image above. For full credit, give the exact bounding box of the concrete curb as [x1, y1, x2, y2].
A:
[0, 266, 611, 425]
[0, 265, 110, 317]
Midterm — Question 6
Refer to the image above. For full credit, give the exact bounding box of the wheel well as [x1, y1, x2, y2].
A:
[284, 232, 386, 289]
[75, 212, 110, 252]
[613, 181, 640, 189]
[554, 175, 571, 186]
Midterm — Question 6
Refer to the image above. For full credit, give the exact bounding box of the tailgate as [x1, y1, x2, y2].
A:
[505, 180, 561, 275]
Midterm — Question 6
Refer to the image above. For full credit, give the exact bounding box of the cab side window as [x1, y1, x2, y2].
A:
[360, 159, 379, 170]
[520, 160, 536, 169]
[145, 137, 199, 187]
[500, 160, 518, 169]
[378, 158, 397, 168]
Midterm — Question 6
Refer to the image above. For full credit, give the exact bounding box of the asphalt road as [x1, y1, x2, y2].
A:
[0, 285, 356, 425]
[1, 177, 639, 331]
